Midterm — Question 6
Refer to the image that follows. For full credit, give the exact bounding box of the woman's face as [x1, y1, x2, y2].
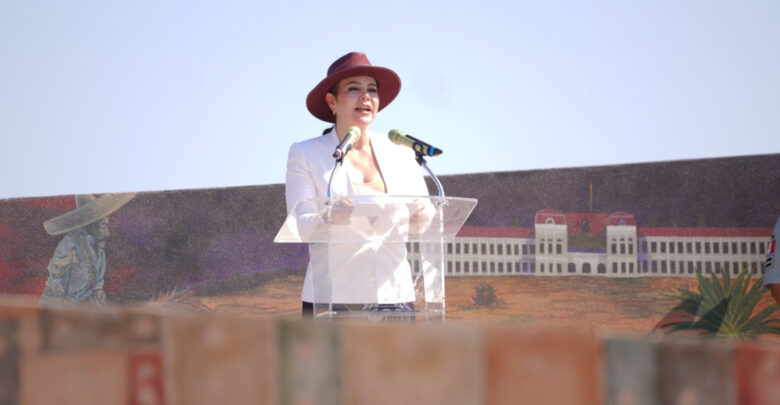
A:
[326, 75, 379, 127]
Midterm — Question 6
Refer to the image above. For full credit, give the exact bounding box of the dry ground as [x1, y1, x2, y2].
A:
[199, 274, 780, 340]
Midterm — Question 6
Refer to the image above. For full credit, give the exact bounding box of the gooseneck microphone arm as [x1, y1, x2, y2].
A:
[326, 159, 342, 200]
[327, 126, 361, 200]
[415, 152, 445, 198]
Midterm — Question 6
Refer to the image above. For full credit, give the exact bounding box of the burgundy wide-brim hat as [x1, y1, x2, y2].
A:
[306, 52, 401, 123]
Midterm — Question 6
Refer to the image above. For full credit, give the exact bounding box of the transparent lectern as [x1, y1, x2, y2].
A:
[275, 195, 477, 322]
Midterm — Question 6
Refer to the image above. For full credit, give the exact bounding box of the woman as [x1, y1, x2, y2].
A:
[285, 52, 429, 316]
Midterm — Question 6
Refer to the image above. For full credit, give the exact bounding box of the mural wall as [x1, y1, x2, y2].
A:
[1, 154, 778, 335]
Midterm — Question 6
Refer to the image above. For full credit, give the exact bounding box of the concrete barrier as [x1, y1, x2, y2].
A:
[0, 298, 778, 405]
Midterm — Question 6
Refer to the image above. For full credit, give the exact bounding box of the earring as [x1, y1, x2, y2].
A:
[332, 110, 336, 116]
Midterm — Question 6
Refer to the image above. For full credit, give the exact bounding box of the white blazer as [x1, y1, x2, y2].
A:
[285, 130, 430, 303]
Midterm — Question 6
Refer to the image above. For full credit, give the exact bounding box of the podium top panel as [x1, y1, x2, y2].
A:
[275, 196, 477, 243]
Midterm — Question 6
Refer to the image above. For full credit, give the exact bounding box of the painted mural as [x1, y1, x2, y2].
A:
[0, 154, 778, 337]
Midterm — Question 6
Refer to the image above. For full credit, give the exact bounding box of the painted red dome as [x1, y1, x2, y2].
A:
[606, 212, 636, 226]
[535, 209, 566, 225]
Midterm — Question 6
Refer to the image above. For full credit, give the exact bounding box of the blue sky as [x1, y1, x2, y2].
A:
[1, 0, 778, 199]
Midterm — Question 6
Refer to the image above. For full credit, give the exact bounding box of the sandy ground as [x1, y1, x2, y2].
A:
[199, 274, 780, 340]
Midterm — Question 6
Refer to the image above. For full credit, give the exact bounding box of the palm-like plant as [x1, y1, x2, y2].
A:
[658, 269, 780, 339]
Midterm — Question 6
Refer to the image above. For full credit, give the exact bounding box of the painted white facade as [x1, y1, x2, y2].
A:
[406, 212, 771, 278]
[638, 235, 769, 277]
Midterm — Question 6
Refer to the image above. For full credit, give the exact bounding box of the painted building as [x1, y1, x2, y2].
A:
[407, 209, 771, 278]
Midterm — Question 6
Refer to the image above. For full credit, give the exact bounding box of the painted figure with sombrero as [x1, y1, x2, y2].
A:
[38, 193, 135, 307]
[286, 52, 430, 315]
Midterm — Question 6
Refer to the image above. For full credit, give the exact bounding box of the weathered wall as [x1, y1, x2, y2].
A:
[0, 184, 302, 302]
[1, 154, 778, 336]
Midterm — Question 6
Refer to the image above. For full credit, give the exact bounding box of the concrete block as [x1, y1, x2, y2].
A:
[41, 308, 128, 352]
[658, 338, 733, 405]
[735, 342, 780, 405]
[163, 315, 277, 405]
[129, 349, 164, 405]
[484, 327, 603, 405]
[126, 312, 162, 347]
[19, 350, 128, 405]
[278, 320, 341, 405]
[605, 337, 659, 405]
[16, 316, 43, 359]
[340, 323, 483, 405]
[0, 320, 19, 405]
[0, 297, 39, 319]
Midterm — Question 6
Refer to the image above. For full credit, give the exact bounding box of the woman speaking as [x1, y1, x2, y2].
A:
[285, 52, 429, 316]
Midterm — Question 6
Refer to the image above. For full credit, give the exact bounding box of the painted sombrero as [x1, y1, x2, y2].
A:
[43, 193, 136, 236]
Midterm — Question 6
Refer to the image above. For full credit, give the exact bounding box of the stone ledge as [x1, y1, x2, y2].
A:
[0, 300, 777, 404]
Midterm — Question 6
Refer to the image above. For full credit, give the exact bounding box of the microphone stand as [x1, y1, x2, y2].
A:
[326, 157, 343, 201]
[325, 156, 345, 227]
[323, 155, 345, 317]
[413, 152, 448, 322]
[415, 152, 445, 202]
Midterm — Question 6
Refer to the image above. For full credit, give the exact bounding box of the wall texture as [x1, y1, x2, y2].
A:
[0, 154, 778, 337]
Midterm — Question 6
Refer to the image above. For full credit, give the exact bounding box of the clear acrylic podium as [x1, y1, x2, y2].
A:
[275, 195, 477, 322]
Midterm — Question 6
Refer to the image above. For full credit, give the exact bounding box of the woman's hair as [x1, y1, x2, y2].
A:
[322, 85, 339, 135]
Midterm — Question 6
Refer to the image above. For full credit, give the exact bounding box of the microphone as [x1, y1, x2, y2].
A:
[388, 129, 443, 157]
[332, 126, 361, 159]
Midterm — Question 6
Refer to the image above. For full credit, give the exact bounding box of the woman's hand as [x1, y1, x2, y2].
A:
[321, 198, 354, 225]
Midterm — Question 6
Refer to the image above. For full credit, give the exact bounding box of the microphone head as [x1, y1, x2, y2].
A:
[346, 126, 361, 141]
[388, 129, 405, 145]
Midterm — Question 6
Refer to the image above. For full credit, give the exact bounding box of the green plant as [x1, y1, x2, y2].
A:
[658, 269, 780, 339]
[472, 282, 499, 307]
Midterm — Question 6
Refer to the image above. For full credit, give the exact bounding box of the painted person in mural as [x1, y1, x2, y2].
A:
[286, 52, 429, 316]
[38, 193, 135, 307]
[763, 216, 780, 304]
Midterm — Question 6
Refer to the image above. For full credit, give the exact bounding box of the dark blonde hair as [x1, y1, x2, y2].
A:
[322, 85, 340, 135]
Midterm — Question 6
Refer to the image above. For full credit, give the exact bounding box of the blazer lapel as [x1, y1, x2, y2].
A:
[322, 132, 355, 197]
